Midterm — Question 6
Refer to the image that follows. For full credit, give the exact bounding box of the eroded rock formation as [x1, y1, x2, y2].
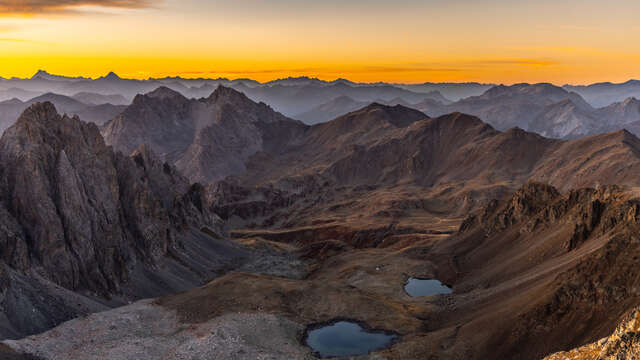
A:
[0, 102, 230, 338]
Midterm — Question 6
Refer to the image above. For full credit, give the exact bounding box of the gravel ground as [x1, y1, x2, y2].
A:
[0, 233, 313, 360]
[4, 300, 314, 360]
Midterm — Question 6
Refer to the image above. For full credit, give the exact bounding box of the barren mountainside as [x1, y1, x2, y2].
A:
[0, 102, 244, 339]
[3, 88, 640, 359]
[102, 86, 307, 182]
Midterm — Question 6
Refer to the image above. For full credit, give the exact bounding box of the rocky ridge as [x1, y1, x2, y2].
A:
[0, 102, 245, 339]
[102, 86, 308, 182]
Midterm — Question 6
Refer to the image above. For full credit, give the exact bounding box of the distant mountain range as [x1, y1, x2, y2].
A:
[294, 91, 450, 125]
[294, 83, 640, 139]
[0, 82, 628, 190]
[0, 92, 127, 133]
[564, 80, 640, 107]
[397, 82, 494, 101]
[99, 84, 640, 189]
[0, 71, 463, 116]
[2, 71, 640, 139]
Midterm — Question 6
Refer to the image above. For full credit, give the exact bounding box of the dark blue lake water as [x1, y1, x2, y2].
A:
[404, 278, 452, 297]
[305, 321, 397, 358]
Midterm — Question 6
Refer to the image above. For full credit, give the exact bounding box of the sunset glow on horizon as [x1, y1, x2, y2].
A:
[1, 0, 639, 84]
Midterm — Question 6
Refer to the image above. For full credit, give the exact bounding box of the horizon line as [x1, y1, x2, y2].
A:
[1, 69, 639, 87]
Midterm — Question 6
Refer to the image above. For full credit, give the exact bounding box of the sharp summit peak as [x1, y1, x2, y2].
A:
[207, 85, 250, 103]
[145, 86, 185, 99]
[103, 71, 121, 80]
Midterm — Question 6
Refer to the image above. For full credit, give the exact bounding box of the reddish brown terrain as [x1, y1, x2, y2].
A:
[198, 100, 640, 359]
[4, 90, 640, 359]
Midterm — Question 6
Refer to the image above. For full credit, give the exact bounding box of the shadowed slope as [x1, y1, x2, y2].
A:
[0, 102, 240, 339]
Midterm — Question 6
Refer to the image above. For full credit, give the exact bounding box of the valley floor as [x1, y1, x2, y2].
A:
[8, 183, 640, 359]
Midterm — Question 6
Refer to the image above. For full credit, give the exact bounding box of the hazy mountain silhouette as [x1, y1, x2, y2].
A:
[565, 79, 640, 107]
[0, 93, 127, 133]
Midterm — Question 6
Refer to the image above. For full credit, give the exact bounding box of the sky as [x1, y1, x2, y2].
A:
[0, 0, 639, 84]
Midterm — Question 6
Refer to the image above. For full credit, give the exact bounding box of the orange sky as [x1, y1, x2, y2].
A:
[0, 0, 639, 84]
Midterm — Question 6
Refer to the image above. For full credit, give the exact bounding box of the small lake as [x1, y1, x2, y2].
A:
[404, 278, 452, 297]
[305, 320, 398, 358]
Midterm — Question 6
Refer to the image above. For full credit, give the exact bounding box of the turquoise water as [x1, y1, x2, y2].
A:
[305, 321, 397, 358]
[404, 278, 452, 297]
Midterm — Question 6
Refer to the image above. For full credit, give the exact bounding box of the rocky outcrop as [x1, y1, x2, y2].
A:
[544, 307, 640, 359]
[0, 103, 230, 338]
[478, 182, 561, 233]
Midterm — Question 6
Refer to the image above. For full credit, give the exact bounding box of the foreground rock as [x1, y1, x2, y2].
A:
[544, 307, 640, 359]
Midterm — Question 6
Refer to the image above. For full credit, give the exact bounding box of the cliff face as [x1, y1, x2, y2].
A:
[0, 102, 229, 338]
